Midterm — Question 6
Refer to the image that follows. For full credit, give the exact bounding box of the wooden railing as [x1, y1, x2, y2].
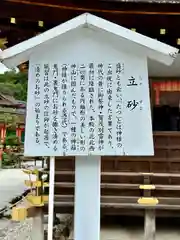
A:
[45, 131, 180, 216]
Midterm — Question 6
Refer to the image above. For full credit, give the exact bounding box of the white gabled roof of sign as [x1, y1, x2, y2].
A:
[0, 12, 179, 68]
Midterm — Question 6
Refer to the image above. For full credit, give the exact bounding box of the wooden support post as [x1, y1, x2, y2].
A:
[42, 158, 44, 168]
[1, 127, 4, 142]
[32, 208, 44, 240]
[48, 156, 55, 240]
[144, 176, 156, 240]
[144, 209, 156, 240]
[149, 79, 154, 120]
[74, 156, 101, 240]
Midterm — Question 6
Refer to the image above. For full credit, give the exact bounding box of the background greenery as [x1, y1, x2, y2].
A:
[0, 70, 28, 101]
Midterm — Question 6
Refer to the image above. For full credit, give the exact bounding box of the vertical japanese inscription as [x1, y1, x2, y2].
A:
[115, 63, 124, 149]
[70, 64, 77, 152]
[126, 76, 143, 111]
[61, 64, 68, 154]
[79, 64, 86, 153]
[88, 63, 96, 153]
[27, 60, 152, 156]
[43, 64, 50, 148]
[97, 63, 104, 151]
[52, 64, 59, 152]
[107, 64, 113, 148]
[34, 64, 41, 145]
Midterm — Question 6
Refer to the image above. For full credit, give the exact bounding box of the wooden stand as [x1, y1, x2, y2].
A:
[144, 209, 156, 240]
[48, 156, 55, 240]
[32, 208, 44, 240]
[74, 156, 101, 240]
[144, 175, 156, 240]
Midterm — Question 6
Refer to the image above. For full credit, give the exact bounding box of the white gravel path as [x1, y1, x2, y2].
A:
[0, 219, 32, 240]
[69, 225, 180, 240]
[0, 168, 180, 240]
[0, 163, 44, 210]
[0, 168, 38, 240]
[0, 169, 28, 210]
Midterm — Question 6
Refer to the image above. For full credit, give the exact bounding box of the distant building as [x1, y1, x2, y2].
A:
[0, 93, 25, 143]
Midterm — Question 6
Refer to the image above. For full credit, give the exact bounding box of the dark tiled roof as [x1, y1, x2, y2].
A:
[0, 93, 26, 108]
[113, 0, 180, 2]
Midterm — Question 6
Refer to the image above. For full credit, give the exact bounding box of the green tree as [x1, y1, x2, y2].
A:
[0, 70, 28, 101]
[0, 71, 27, 142]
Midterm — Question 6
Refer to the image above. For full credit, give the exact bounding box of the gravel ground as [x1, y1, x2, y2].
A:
[0, 218, 32, 240]
[1, 218, 180, 240]
[0, 169, 29, 210]
[0, 169, 179, 240]
[0, 165, 47, 240]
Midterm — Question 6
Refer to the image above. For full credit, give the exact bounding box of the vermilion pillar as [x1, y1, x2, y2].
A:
[1, 126, 6, 143]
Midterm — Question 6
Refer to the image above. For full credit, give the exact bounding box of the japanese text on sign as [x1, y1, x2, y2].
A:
[25, 61, 153, 156]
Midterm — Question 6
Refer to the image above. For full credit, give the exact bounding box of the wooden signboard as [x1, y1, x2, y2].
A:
[0, 13, 178, 240]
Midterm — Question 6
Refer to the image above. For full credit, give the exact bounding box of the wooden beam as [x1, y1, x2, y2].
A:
[144, 210, 156, 240]
[54, 182, 180, 191]
[1, 1, 72, 22]
[54, 195, 180, 206]
[51, 201, 180, 210]
[32, 208, 44, 240]
[1, 5, 180, 30]
[43, 204, 180, 216]
[144, 175, 156, 240]
[74, 156, 101, 240]
[6, 0, 180, 15]
[55, 170, 180, 178]
[3, 0, 180, 25]
[1, 2, 180, 48]
[0, 23, 39, 35]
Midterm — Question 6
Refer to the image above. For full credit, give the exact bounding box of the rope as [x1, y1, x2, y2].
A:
[0, 195, 26, 216]
[0, 167, 48, 218]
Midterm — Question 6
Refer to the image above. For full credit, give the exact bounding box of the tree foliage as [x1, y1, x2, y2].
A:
[0, 70, 28, 101]
[4, 135, 20, 146]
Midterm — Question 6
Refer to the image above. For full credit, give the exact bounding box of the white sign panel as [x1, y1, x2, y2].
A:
[25, 60, 154, 156]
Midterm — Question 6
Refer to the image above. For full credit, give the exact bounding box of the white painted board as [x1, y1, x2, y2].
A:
[24, 27, 154, 156]
[25, 59, 153, 156]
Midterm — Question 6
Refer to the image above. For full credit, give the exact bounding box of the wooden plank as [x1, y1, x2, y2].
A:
[51, 201, 180, 210]
[55, 182, 180, 190]
[44, 205, 180, 217]
[55, 171, 180, 177]
[101, 172, 180, 177]
[153, 131, 180, 137]
[54, 195, 180, 205]
[155, 145, 180, 150]
[54, 156, 180, 163]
